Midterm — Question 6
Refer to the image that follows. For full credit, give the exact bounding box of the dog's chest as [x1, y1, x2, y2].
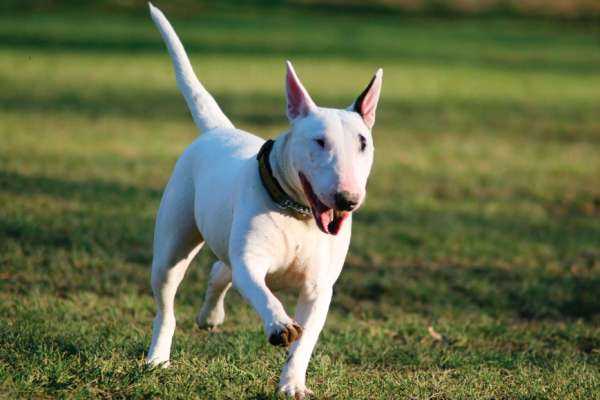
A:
[260, 213, 351, 291]
[264, 233, 322, 290]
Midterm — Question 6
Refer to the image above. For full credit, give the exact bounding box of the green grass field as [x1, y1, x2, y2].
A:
[1, 5, 599, 399]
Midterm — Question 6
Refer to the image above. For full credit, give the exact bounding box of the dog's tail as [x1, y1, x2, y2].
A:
[149, 3, 234, 133]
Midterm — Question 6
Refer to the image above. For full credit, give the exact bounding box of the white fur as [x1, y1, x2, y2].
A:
[146, 4, 382, 398]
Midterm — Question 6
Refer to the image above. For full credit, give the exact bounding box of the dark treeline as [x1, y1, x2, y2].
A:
[3, 0, 600, 21]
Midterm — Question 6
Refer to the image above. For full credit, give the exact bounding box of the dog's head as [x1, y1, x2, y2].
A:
[283, 61, 382, 235]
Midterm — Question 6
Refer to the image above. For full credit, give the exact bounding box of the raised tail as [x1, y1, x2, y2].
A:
[149, 3, 233, 132]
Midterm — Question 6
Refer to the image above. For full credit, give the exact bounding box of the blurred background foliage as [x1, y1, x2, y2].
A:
[3, 0, 600, 20]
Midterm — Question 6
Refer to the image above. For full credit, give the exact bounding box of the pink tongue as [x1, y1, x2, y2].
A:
[316, 209, 333, 234]
[313, 209, 350, 235]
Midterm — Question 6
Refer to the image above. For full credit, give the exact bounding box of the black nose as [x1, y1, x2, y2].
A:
[334, 191, 359, 211]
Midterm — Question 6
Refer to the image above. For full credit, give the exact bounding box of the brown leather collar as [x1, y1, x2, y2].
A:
[256, 139, 311, 219]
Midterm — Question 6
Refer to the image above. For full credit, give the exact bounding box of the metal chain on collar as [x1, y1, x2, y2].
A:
[278, 198, 311, 216]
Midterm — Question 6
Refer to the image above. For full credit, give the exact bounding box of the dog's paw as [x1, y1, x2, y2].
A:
[196, 303, 226, 330]
[278, 382, 313, 399]
[268, 320, 303, 347]
[145, 357, 171, 369]
[196, 312, 224, 331]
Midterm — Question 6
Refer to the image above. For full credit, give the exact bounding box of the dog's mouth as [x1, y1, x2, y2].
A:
[299, 172, 350, 235]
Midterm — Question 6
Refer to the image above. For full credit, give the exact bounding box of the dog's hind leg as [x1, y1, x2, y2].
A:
[146, 167, 203, 367]
[196, 261, 232, 330]
[146, 230, 203, 367]
[146, 233, 203, 367]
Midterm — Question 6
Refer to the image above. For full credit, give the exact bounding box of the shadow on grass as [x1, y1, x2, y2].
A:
[338, 207, 600, 321]
[337, 261, 599, 321]
[0, 170, 161, 205]
[1, 25, 599, 75]
[0, 170, 158, 294]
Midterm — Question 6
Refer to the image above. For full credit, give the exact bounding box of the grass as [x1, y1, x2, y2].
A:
[1, 4, 599, 399]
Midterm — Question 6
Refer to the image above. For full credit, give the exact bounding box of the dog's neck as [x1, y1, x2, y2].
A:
[269, 132, 308, 208]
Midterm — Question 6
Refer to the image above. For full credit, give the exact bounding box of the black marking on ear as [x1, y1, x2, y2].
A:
[353, 74, 377, 116]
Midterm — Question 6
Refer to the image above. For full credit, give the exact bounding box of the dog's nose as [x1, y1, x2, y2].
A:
[334, 191, 359, 211]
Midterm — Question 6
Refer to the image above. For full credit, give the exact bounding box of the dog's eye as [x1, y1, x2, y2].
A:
[358, 134, 367, 152]
[315, 138, 326, 148]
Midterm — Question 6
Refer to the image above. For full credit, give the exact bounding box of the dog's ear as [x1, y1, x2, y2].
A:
[350, 69, 383, 129]
[285, 61, 317, 121]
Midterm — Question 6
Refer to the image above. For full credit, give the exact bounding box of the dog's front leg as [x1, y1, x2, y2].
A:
[231, 260, 302, 346]
[278, 286, 333, 398]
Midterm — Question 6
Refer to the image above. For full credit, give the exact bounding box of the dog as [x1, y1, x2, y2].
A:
[146, 4, 382, 398]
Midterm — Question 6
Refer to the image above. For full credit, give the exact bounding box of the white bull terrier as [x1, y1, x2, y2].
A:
[146, 4, 382, 398]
